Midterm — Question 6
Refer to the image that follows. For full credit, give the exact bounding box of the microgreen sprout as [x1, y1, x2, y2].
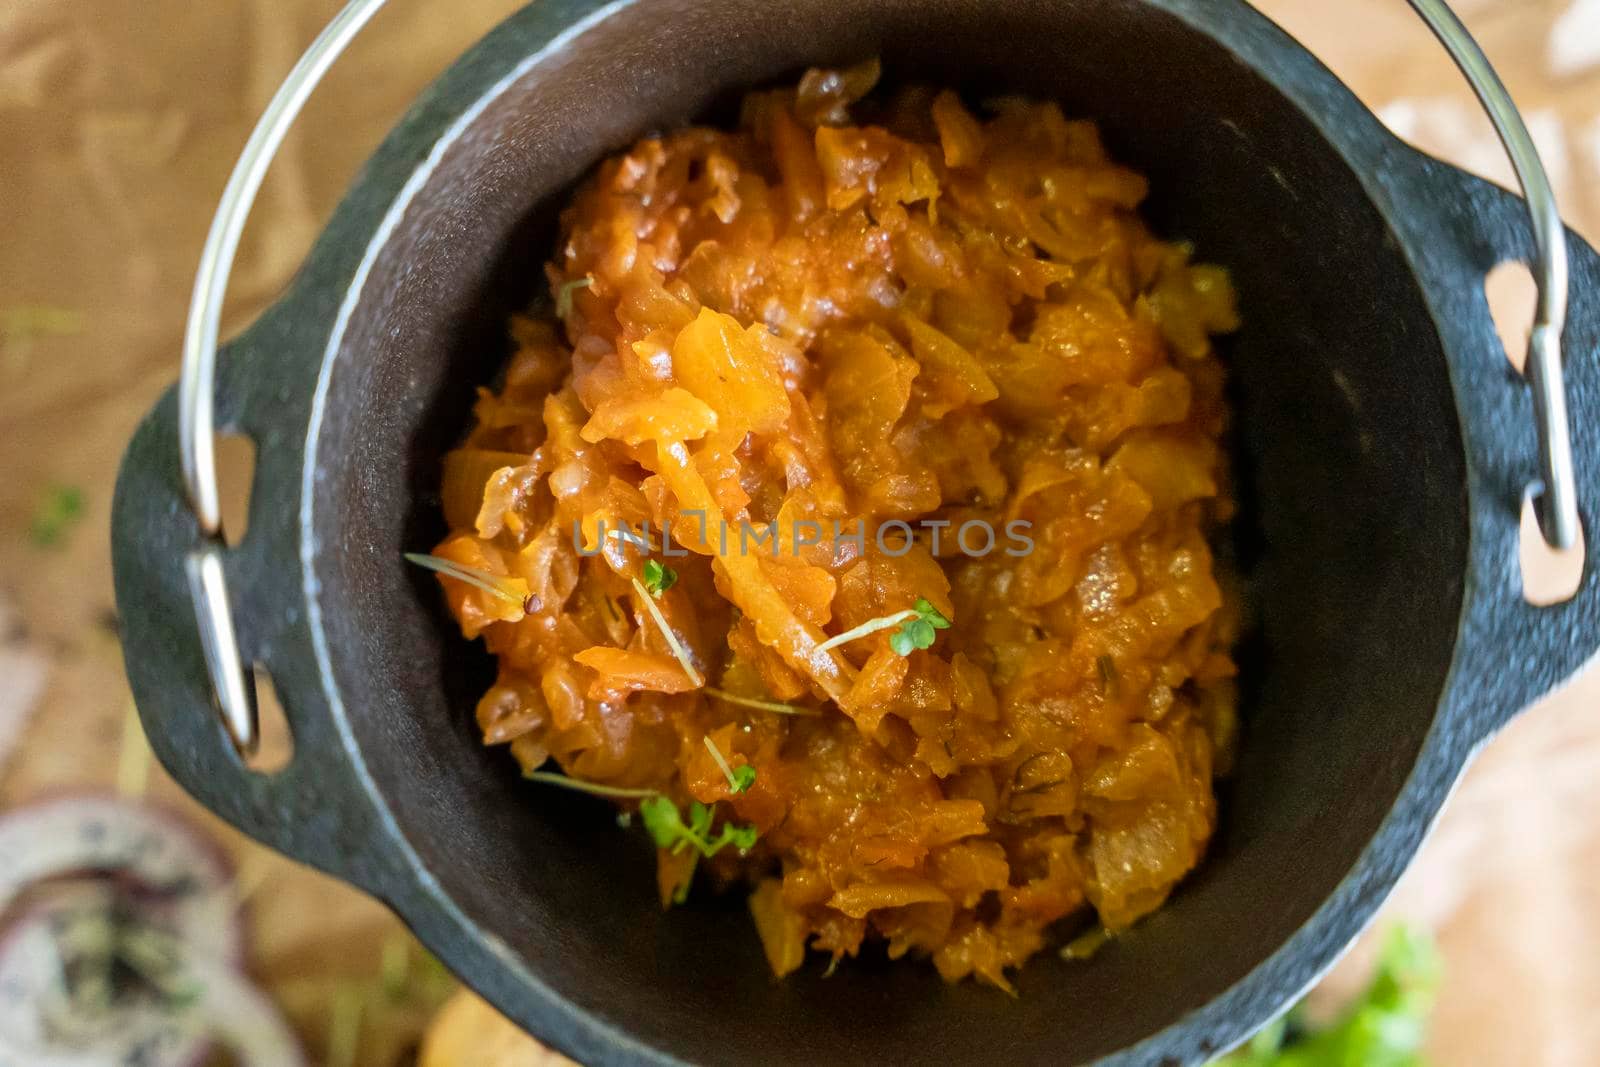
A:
[639, 795, 759, 904]
[555, 275, 593, 318]
[816, 597, 951, 656]
[526, 769, 758, 906]
[703, 687, 821, 717]
[522, 770, 659, 799]
[404, 552, 536, 614]
[640, 797, 758, 857]
[889, 598, 951, 655]
[642, 559, 678, 598]
[630, 576, 705, 686]
[703, 735, 756, 794]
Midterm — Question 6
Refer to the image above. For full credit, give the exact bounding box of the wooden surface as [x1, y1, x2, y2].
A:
[0, 1, 1596, 1063]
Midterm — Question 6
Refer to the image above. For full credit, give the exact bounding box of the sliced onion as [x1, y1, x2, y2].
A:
[0, 795, 242, 966]
[0, 895, 304, 1066]
[0, 796, 303, 1065]
[0, 892, 212, 1067]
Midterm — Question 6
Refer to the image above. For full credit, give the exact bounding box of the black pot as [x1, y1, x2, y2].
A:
[112, 1, 1600, 1063]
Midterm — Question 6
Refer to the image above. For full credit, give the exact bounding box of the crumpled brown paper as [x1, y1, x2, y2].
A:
[3, 1, 1598, 1063]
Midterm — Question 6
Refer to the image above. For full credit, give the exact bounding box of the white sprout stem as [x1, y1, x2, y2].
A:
[523, 770, 659, 799]
[703, 687, 820, 716]
[605, 526, 654, 551]
[404, 552, 524, 606]
[702, 735, 740, 791]
[630, 576, 705, 686]
[813, 609, 918, 654]
[556, 274, 594, 317]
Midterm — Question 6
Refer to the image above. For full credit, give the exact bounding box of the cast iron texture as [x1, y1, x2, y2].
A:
[112, 0, 1600, 1064]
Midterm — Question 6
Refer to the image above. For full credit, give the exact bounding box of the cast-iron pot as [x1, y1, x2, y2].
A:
[112, 0, 1600, 1063]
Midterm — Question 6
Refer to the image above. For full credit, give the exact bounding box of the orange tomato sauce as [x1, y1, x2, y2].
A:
[429, 62, 1240, 990]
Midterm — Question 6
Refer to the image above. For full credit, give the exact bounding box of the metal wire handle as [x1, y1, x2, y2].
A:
[176, 0, 1579, 754]
[179, 0, 389, 753]
[1406, 0, 1579, 552]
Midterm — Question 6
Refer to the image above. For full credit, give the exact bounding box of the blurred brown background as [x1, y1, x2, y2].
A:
[1, 1, 1597, 1063]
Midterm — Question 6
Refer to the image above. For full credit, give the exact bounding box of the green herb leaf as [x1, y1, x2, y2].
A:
[639, 795, 686, 849]
[637, 794, 759, 870]
[642, 558, 678, 598]
[555, 275, 594, 318]
[889, 606, 942, 656]
[703, 734, 756, 794]
[687, 800, 713, 838]
[29, 485, 84, 548]
[816, 595, 952, 657]
[1215, 925, 1438, 1066]
[724, 823, 758, 851]
[914, 598, 951, 629]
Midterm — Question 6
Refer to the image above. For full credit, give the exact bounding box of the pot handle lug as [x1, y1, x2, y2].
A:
[112, 0, 401, 898]
[112, 323, 394, 892]
[1428, 163, 1600, 737]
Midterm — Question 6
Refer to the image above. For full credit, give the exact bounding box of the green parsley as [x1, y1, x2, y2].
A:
[29, 484, 84, 548]
[1216, 925, 1438, 1066]
[815, 596, 951, 657]
[642, 559, 678, 598]
[703, 735, 756, 794]
[555, 275, 593, 318]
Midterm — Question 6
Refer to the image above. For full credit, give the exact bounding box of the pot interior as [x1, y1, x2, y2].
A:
[306, 0, 1468, 1061]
